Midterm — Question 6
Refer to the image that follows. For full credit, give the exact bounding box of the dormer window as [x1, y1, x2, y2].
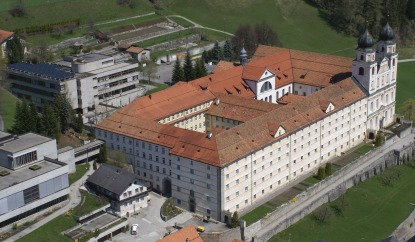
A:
[359, 67, 364, 76]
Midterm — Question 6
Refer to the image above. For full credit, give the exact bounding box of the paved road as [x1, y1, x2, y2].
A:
[5, 162, 95, 242]
[0, 114, 4, 131]
[255, 132, 415, 241]
[399, 58, 415, 63]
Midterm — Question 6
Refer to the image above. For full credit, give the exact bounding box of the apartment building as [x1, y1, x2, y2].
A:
[8, 53, 141, 122]
[95, 23, 397, 222]
[0, 131, 69, 228]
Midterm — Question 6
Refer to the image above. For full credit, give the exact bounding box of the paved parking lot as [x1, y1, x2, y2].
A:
[111, 192, 227, 242]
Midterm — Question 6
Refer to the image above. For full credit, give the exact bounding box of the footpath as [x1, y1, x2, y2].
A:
[4, 162, 95, 242]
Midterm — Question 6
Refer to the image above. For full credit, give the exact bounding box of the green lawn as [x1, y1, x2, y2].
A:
[241, 204, 274, 226]
[396, 62, 415, 113]
[160, 0, 356, 57]
[0, 0, 153, 31]
[15, 214, 76, 242]
[355, 144, 374, 155]
[269, 165, 415, 242]
[68, 163, 89, 185]
[0, 87, 18, 131]
[72, 190, 108, 217]
[168, 16, 195, 28]
[15, 189, 108, 242]
[144, 81, 169, 95]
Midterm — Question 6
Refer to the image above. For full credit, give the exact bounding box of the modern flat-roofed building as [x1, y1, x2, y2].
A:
[95, 23, 398, 222]
[0, 131, 69, 228]
[8, 53, 142, 123]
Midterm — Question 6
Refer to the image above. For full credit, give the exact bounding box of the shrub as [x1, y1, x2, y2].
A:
[93, 161, 97, 170]
[317, 166, 325, 180]
[325, 162, 333, 176]
[375, 133, 385, 146]
[230, 211, 239, 228]
[313, 205, 332, 224]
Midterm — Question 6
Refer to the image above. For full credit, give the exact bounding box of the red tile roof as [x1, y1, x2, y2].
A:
[0, 30, 13, 44]
[96, 46, 367, 167]
[121, 82, 215, 121]
[277, 93, 305, 105]
[126, 46, 144, 54]
[212, 61, 235, 74]
[157, 224, 203, 242]
[207, 93, 281, 122]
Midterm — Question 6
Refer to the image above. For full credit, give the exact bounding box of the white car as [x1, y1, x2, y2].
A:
[131, 224, 139, 235]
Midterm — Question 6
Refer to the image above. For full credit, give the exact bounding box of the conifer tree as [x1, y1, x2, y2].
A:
[97, 145, 107, 163]
[223, 39, 233, 61]
[11, 101, 23, 134]
[194, 59, 207, 79]
[28, 101, 39, 132]
[74, 114, 83, 133]
[183, 51, 194, 82]
[53, 94, 72, 133]
[230, 211, 239, 228]
[6, 35, 24, 64]
[171, 59, 184, 85]
[201, 50, 209, 64]
[41, 103, 60, 140]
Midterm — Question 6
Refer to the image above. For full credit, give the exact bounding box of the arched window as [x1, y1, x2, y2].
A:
[392, 58, 395, 66]
[360, 55, 364, 61]
[371, 67, 374, 75]
[260, 81, 272, 93]
[381, 46, 385, 52]
[358, 67, 364, 76]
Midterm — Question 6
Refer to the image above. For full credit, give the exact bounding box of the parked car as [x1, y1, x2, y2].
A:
[131, 224, 139, 235]
[196, 226, 205, 232]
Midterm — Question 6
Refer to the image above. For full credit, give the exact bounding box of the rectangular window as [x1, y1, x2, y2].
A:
[24, 185, 40, 204]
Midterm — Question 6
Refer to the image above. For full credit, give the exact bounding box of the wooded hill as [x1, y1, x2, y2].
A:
[306, 0, 415, 45]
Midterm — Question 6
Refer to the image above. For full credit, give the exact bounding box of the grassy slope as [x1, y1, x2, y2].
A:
[396, 62, 415, 112]
[15, 215, 75, 242]
[270, 165, 415, 242]
[0, 87, 18, 131]
[0, 0, 153, 30]
[161, 0, 356, 57]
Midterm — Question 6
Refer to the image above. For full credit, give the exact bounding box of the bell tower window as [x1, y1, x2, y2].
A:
[360, 55, 363, 61]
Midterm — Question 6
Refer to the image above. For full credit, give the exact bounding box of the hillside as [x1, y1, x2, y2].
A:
[0, 87, 18, 131]
[161, 0, 357, 57]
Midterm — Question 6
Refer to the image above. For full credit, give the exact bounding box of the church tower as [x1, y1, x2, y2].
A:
[377, 22, 398, 82]
[352, 29, 378, 94]
[353, 23, 398, 133]
[240, 47, 247, 66]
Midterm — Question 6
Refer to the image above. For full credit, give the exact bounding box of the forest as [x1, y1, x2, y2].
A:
[306, 0, 415, 45]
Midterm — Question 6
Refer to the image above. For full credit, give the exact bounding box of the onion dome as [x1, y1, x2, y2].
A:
[358, 29, 374, 49]
[240, 47, 247, 58]
[379, 22, 395, 41]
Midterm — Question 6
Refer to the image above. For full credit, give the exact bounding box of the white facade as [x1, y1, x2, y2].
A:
[0, 131, 69, 228]
[95, 27, 399, 221]
[112, 184, 149, 217]
[8, 53, 141, 122]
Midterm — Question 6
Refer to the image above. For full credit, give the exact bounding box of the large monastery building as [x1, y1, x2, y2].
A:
[95, 23, 397, 222]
